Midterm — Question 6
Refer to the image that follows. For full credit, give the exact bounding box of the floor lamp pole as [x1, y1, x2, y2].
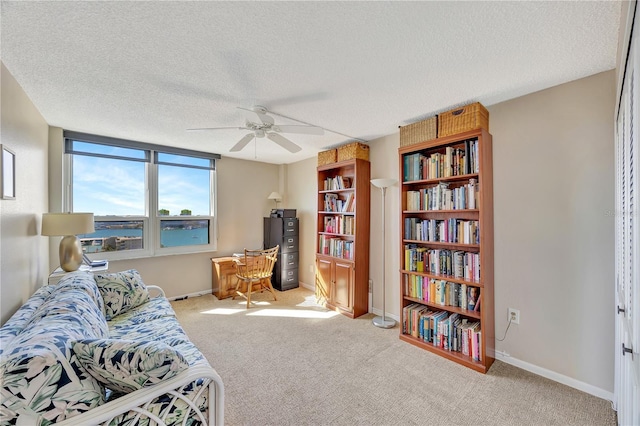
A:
[371, 178, 397, 329]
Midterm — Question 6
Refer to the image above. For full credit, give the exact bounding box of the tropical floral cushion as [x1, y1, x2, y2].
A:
[107, 300, 208, 367]
[72, 339, 189, 394]
[0, 273, 109, 424]
[94, 269, 150, 320]
[108, 296, 176, 327]
[0, 285, 55, 358]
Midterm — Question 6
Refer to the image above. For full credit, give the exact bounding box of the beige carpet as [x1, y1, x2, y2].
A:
[171, 287, 616, 426]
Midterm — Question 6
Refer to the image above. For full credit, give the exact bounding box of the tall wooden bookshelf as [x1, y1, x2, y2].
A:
[398, 128, 494, 373]
[315, 158, 370, 318]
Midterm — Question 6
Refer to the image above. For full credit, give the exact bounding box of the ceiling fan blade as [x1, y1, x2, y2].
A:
[267, 133, 302, 153]
[272, 125, 324, 135]
[229, 133, 255, 152]
[238, 106, 275, 125]
[187, 127, 246, 132]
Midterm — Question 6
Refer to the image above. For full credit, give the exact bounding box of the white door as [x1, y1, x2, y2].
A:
[615, 7, 640, 424]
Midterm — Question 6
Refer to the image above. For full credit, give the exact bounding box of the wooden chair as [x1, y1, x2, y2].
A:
[232, 245, 279, 308]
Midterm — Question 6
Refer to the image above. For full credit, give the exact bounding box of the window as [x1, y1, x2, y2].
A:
[64, 131, 220, 260]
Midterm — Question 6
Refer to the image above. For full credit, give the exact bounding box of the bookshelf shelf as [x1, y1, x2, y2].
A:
[316, 158, 370, 318]
[403, 209, 479, 214]
[403, 296, 482, 320]
[402, 240, 480, 250]
[403, 173, 479, 186]
[319, 211, 356, 215]
[401, 270, 483, 287]
[319, 188, 354, 194]
[398, 128, 494, 373]
[320, 232, 355, 237]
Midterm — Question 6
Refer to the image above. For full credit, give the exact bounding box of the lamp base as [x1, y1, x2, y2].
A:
[59, 235, 83, 272]
[372, 316, 396, 329]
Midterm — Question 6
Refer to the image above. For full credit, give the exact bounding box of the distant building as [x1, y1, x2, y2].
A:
[105, 236, 143, 251]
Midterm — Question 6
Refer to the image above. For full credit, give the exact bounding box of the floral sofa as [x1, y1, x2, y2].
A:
[0, 270, 224, 426]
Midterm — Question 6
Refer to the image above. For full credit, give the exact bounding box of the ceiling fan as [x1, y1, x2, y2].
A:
[188, 105, 324, 153]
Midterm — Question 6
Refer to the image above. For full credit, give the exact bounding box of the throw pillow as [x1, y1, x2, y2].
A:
[94, 269, 150, 320]
[73, 339, 189, 394]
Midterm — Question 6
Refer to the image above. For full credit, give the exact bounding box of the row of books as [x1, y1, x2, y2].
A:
[403, 304, 482, 361]
[404, 245, 480, 283]
[406, 179, 477, 211]
[404, 218, 479, 244]
[323, 215, 355, 235]
[323, 175, 352, 190]
[404, 276, 481, 312]
[403, 139, 479, 182]
[318, 235, 354, 260]
[323, 193, 355, 213]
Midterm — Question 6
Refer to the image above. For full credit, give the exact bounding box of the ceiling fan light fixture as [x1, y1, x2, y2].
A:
[188, 105, 324, 154]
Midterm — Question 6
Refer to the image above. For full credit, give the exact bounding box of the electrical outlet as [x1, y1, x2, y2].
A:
[368, 279, 373, 292]
[508, 308, 520, 325]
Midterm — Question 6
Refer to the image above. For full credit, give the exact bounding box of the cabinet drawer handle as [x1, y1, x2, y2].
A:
[288, 262, 294, 265]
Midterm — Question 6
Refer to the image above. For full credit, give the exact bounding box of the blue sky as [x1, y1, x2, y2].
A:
[72, 144, 211, 216]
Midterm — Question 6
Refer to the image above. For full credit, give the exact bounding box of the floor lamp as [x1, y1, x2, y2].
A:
[371, 178, 397, 329]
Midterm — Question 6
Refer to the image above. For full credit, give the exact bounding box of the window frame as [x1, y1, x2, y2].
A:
[63, 131, 220, 260]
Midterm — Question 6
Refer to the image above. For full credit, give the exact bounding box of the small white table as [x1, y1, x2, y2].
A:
[48, 263, 109, 285]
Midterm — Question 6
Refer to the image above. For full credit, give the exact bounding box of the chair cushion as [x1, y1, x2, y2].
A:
[72, 339, 189, 393]
[94, 269, 150, 320]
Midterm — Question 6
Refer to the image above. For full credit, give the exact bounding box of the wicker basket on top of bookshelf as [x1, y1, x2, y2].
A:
[318, 149, 337, 166]
[400, 116, 437, 147]
[337, 142, 369, 162]
[438, 102, 489, 138]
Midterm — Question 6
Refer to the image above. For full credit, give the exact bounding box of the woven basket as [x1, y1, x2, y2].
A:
[337, 142, 369, 162]
[318, 149, 337, 166]
[400, 116, 437, 147]
[438, 102, 489, 137]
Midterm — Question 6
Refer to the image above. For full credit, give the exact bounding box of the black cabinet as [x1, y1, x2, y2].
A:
[264, 217, 299, 291]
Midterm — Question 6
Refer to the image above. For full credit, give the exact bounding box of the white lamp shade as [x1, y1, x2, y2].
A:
[371, 178, 397, 189]
[42, 212, 95, 236]
[268, 191, 282, 201]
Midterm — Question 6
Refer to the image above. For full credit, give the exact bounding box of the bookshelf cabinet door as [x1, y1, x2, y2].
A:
[316, 256, 332, 305]
[333, 260, 354, 312]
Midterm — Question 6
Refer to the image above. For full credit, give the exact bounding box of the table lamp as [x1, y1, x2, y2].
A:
[268, 191, 282, 209]
[42, 212, 95, 272]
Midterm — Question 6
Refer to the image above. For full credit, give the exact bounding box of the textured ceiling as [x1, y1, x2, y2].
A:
[1, 1, 621, 164]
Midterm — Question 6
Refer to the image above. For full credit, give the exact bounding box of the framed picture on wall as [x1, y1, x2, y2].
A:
[1, 144, 16, 200]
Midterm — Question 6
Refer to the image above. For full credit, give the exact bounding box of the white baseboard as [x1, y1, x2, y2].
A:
[494, 350, 614, 402]
[168, 290, 211, 301]
[299, 281, 314, 291]
[369, 306, 400, 322]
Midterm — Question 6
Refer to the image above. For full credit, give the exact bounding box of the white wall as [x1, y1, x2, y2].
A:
[285, 157, 317, 287]
[490, 70, 615, 393]
[0, 62, 50, 324]
[368, 134, 401, 316]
